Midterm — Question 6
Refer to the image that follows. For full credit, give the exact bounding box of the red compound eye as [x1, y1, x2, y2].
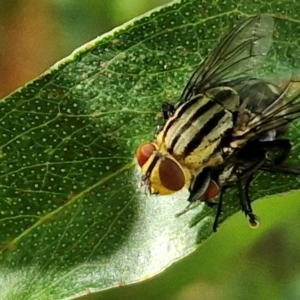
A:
[136, 142, 156, 167]
[205, 180, 220, 199]
[159, 158, 185, 191]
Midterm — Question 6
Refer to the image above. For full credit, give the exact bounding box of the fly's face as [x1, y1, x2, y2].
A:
[136, 86, 238, 199]
[136, 142, 189, 195]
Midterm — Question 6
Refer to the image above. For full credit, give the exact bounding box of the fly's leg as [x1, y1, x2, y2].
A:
[213, 186, 228, 232]
[155, 103, 176, 136]
[162, 102, 175, 120]
[244, 174, 260, 227]
[237, 177, 259, 228]
[176, 168, 211, 217]
[187, 168, 211, 203]
[236, 138, 292, 225]
[175, 202, 201, 218]
[233, 156, 265, 227]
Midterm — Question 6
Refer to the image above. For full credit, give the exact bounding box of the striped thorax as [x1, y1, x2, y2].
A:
[138, 87, 239, 195]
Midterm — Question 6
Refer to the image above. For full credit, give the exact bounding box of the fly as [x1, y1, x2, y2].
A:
[135, 14, 300, 229]
[200, 80, 300, 231]
[137, 14, 274, 197]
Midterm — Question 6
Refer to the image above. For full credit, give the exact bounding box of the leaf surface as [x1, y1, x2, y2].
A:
[1, 1, 300, 299]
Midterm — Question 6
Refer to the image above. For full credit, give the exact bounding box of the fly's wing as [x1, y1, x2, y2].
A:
[228, 79, 281, 113]
[234, 79, 300, 139]
[179, 14, 274, 104]
[260, 162, 300, 175]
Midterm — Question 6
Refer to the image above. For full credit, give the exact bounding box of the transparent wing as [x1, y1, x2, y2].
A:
[235, 79, 300, 138]
[179, 14, 274, 104]
[230, 79, 282, 113]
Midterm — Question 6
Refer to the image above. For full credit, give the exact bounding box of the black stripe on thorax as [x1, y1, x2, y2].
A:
[168, 99, 217, 154]
[163, 97, 200, 137]
[211, 88, 237, 110]
[183, 110, 227, 156]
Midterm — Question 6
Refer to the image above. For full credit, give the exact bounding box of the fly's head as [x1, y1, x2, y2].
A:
[136, 142, 187, 196]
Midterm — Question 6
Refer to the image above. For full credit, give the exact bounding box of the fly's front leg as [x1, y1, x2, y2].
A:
[187, 168, 211, 203]
[155, 103, 176, 136]
[175, 169, 211, 218]
[162, 102, 175, 121]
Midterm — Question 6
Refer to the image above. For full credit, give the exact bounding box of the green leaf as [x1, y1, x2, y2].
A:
[1, 0, 300, 299]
